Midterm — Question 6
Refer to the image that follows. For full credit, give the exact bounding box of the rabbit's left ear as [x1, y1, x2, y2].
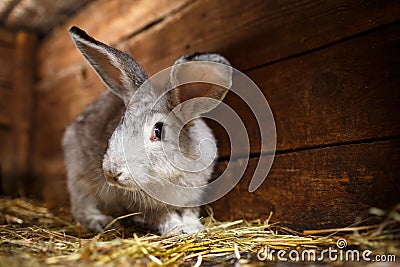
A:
[168, 53, 232, 122]
[69, 26, 148, 105]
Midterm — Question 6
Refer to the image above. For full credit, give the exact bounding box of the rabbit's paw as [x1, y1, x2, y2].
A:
[182, 220, 204, 234]
[158, 212, 185, 236]
[158, 211, 204, 236]
[181, 208, 204, 234]
[86, 214, 114, 233]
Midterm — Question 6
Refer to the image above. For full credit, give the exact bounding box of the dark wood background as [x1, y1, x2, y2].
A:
[0, 27, 15, 194]
[0, 0, 399, 230]
[0, 28, 36, 195]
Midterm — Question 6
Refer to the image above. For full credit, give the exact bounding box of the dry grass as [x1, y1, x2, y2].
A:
[0, 197, 398, 266]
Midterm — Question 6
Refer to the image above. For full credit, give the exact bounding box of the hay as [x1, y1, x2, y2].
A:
[0, 197, 398, 266]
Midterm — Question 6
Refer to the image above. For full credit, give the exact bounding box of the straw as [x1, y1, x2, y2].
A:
[0, 197, 398, 266]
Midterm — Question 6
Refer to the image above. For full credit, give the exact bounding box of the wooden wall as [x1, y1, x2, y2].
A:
[0, 27, 15, 194]
[0, 27, 36, 195]
[0, 0, 94, 34]
[31, 0, 400, 229]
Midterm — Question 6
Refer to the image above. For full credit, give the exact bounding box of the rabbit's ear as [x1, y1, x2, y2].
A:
[69, 26, 148, 105]
[168, 53, 232, 121]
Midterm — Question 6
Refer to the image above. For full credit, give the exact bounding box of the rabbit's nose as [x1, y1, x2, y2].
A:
[104, 170, 122, 182]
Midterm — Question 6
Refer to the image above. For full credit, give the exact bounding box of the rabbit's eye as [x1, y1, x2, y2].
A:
[150, 122, 163, 141]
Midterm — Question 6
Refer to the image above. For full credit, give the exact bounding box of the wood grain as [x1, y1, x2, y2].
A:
[37, 0, 193, 82]
[210, 139, 400, 230]
[212, 22, 400, 157]
[0, 27, 15, 195]
[0, 87, 12, 126]
[0, 45, 14, 85]
[38, 0, 400, 87]
[0, 129, 15, 194]
[30, 69, 105, 198]
[12, 31, 37, 193]
[0, 26, 15, 45]
[126, 0, 400, 75]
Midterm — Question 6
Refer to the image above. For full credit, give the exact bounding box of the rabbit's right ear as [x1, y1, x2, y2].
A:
[167, 53, 232, 122]
[69, 26, 148, 105]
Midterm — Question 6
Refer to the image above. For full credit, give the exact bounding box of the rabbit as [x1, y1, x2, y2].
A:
[62, 26, 232, 236]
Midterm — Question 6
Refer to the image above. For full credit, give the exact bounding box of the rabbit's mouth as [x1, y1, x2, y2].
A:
[105, 172, 139, 190]
[106, 176, 121, 186]
[104, 170, 122, 184]
[105, 172, 127, 187]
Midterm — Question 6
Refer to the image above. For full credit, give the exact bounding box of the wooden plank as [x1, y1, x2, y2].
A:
[0, 129, 15, 195]
[39, 0, 400, 84]
[5, 0, 94, 33]
[130, 0, 400, 75]
[37, 0, 193, 82]
[210, 139, 400, 230]
[29, 66, 105, 198]
[0, 87, 12, 126]
[0, 45, 14, 85]
[210, 22, 400, 157]
[0, 26, 15, 45]
[12, 31, 37, 192]
[32, 69, 104, 164]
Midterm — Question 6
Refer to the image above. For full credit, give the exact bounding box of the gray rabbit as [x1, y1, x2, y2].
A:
[62, 26, 232, 235]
